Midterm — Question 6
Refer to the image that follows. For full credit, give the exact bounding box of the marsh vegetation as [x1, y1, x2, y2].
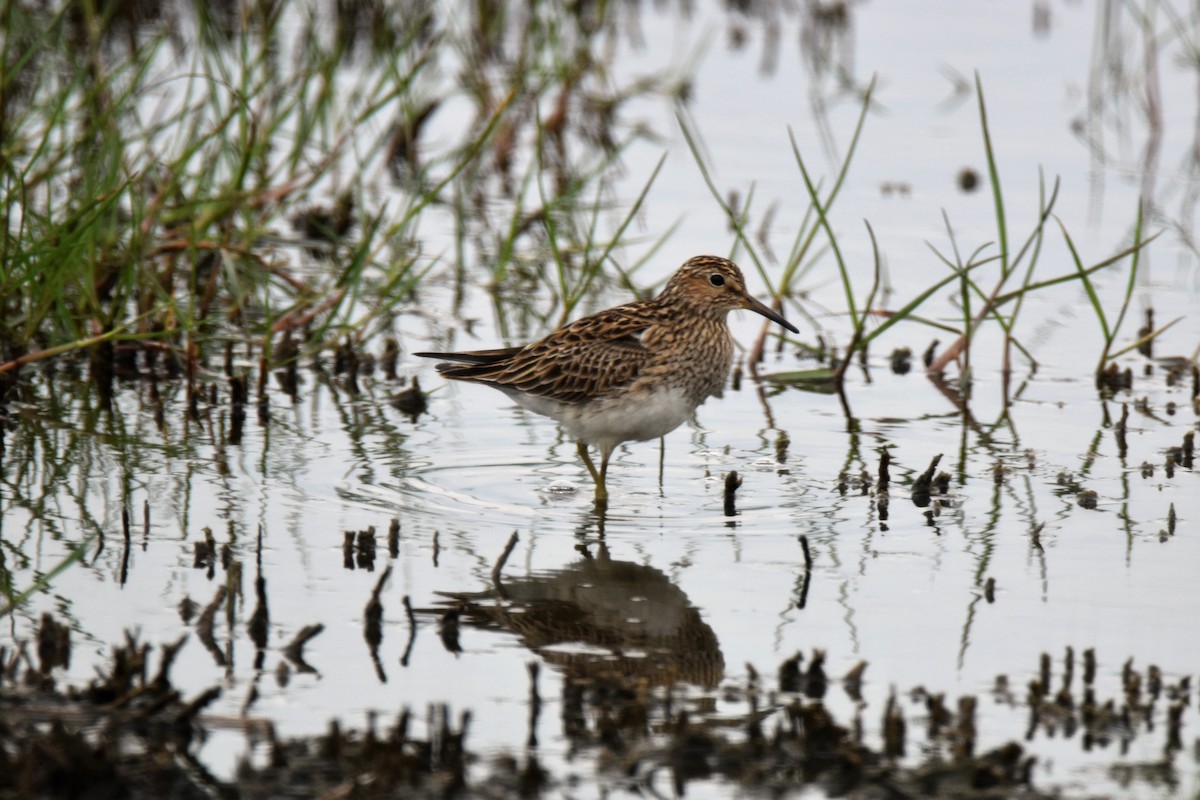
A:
[2, 1, 1198, 797]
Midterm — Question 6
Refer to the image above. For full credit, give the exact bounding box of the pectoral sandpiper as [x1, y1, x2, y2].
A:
[416, 255, 798, 502]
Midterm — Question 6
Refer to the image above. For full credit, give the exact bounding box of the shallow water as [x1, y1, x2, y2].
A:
[3, 1, 1200, 797]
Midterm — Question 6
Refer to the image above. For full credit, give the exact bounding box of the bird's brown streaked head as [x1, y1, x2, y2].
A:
[660, 255, 799, 334]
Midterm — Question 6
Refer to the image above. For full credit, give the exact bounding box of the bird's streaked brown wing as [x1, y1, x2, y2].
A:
[416, 303, 660, 404]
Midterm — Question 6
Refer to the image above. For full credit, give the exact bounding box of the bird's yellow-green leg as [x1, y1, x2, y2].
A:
[577, 441, 602, 486]
[576, 441, 609, 501]
[596, 444, 615, 503]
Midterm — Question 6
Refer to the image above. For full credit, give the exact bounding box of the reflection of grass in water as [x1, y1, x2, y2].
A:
[0, 615, 1190, 798]
[0, 531, 97, 617]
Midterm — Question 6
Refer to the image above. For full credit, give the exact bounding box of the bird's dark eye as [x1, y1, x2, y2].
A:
[709, 273, 725, 287]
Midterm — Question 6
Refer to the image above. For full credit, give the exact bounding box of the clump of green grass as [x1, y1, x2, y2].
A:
[0, 0, 731, 615]
[681, 71, 1163, 406]
[1061, 204, 1179, 390]
[0, 1, 690, 396]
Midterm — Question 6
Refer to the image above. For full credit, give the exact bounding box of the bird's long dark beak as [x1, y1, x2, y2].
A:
[742, 293, 799, 334]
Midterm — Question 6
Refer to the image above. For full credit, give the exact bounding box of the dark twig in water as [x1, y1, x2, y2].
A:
[723, 471, 742, 517]
[248, 525, 270, 658]
[196, 586, 228, 667]
[241, 684, 260, 717]
[400, 595, 417, 667]
[922, 339, 939, 368]
[388, 518, 400, 558]
[778, 652, 803, 692]
[1083, 648, 1096, 685]
[381, 337, 400, 380]
[177, 685, 222, 729]
[1029, 522, 1045, 552]
[492, 532, 519, 593]
[1062, 646, 1075, 694]
[797, 535, 813, 609]
[392, 377, 428, 421]
[229, 372, 247, 445]
[954, 696, 977, 760]
[150, 634, 188, 692]
[877, 448, 891, 521]
[283, 624, 324, 674]
[356, 527, 376, 570]
[119, 504, 131, 587]
[911, 453, 944, 507]
[365, 565, 392, 683]
[93, 519, 106, 564]
[926, 691, 952, 738]
[843, 661, 867, 703]
[804, 649, 827, 699]
[884, 690, 905, 758]
[248, 580, 269, 655]
[36, 613, 71, 674]
[775, 429, 789, 463]
[439, 605, 462, 655]
[1114, 403, 1129, 459]
[192, 527, 216, 577]
[527, 661, 541, 748]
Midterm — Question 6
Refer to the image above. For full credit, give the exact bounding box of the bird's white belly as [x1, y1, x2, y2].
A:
[506, 384, 700, 448]
[569, 385, 698, 445]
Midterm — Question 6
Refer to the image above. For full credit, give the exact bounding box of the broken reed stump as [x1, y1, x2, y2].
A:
[1114, 403, 1129, 459]
[492, 531, 519, 589]
[392, 377, 429, 421]
[283, 624, 324, 673]
[877, 448, 891, 521]
[388, 517, 400, 557]
[911, 453, 944, 507]
[796, 535, 813, 609]
[364, 566, 392, 682]
[723, 471, 742, 517]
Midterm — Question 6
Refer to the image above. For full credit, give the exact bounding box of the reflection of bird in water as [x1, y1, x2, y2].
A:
[416, 255, 797, 503]
[439, 546, 724, 689]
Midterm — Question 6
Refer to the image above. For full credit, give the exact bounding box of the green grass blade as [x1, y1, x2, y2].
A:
[1108, 316, 1182, 360]
[787, 126, 856, 325]
[1057, 216, 1110, 348]
[1101, 200, 1145, 365]
[976, 72, 1008, 276]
